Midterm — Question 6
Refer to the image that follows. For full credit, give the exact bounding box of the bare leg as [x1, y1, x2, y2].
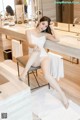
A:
[41, 56, 69, 109]
[20, 50, 40, 80]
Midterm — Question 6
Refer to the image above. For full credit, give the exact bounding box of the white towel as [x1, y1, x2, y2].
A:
[12, 39, 23, 58]
[48, 52, 64, 80]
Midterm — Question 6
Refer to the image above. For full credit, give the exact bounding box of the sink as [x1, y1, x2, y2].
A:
[0, 74, 9, 85]
[59, 35, 80, 49]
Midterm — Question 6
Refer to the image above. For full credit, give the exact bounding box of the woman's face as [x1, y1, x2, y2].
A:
[38, 21, 48, 32]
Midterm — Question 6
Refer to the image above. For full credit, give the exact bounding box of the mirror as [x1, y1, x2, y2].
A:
[56, 0, 73, 24]
[0, 0, 80, 28]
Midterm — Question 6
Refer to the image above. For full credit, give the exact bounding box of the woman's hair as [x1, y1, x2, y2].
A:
[6, 5, 14, 16]
[37, 16, 52, 34]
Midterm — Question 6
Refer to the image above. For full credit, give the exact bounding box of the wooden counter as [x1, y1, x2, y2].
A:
[0, 24, 26, 41]
[0, 24, 80, 59]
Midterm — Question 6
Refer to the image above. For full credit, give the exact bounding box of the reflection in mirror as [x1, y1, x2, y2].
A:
[0, 0, 3, 16]
[26, 0, 56, 21]
[56, 0, 73, 24]
[27, 0, 42, 21]
[0, 0, 15, 26]
[56, 0, 80, 25]
[0, 0, 15, 17]
[15, 0, 23, 4]
[73, 1, 80, 25]
[24, 0, 27, 14]
[15, 0, 24, 24]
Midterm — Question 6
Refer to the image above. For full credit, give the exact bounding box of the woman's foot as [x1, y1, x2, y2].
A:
[18, 74, 26, 81]
[62, 94, 69, 109]
[63, 99, 69, 109]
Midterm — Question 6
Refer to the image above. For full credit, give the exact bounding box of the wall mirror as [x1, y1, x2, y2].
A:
[0, 0, 80, 31]
[14, 0, 44, 23]
[0, 0, 63, 23]
[54, 0, 80, 33]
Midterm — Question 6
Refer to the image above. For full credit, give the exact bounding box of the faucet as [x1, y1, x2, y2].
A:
[73, 17, 80, 26]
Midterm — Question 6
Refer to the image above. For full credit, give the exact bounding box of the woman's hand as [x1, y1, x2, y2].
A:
[50, 24, 54, 31]
[49, 24, 56, 39]
[33, 45, 41, 52]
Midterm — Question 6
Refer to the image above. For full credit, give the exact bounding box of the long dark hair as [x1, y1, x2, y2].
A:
[6, 5, 14, 16]
[37, 16, 52, 34]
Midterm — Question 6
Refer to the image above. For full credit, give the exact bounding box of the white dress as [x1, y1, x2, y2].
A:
[29, 34, 48, 63]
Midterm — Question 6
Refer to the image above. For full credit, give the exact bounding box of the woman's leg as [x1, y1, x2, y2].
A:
[20, 50, 40, 80]
[41, 56, 69, 108]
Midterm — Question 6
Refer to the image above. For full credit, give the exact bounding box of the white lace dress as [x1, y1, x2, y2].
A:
[29, 34, 48, 64]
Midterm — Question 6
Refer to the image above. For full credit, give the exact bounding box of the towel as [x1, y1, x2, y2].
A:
[12, 39, 23, 58]
[48, 52, 64, 80]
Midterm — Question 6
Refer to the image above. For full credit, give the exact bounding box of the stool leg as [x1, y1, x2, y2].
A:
[32, 71, 40, 87]
[48, 83, 50, 89]
[27, 72, 30, 86]
[17, 62, 20, 77]
[36, 70, 38, 76]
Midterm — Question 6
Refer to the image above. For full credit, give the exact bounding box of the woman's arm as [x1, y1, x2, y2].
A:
[25, 29, 36, 47]
[25, 29, 40, 50]
[45, 33, 59, 42]
[43, 23, 59, 42]
[50, 24, 56, 38]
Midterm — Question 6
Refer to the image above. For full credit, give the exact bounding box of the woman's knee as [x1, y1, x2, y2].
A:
[44, 73, 50, 80]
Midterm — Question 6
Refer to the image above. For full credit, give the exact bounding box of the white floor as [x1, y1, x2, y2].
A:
[32, 86, 80, 120]
[1, 60, 80, 120]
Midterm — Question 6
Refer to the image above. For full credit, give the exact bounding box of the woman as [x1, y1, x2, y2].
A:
[20, 16, 69, 108]
[6, 5, 14, 16]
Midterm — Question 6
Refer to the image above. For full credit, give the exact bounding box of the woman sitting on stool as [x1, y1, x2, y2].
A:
[19, 16, 69, 109]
